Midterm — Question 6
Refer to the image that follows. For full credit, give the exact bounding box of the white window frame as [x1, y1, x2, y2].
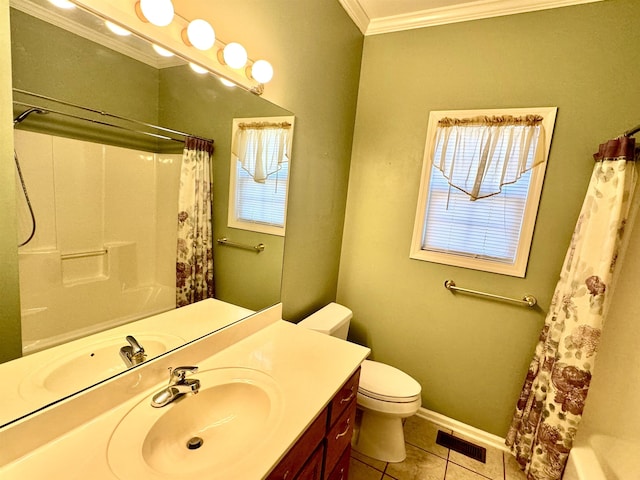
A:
[228, 115, 295, 236]
[410, 107, 557, 277]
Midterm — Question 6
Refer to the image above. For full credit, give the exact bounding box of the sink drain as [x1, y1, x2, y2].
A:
[186, 437, 204, 450]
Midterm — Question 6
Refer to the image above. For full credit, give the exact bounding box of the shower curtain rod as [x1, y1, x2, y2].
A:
[13, 88, 213, 143]
[624, 124, 640, 137]
[13, 101, 184, 143]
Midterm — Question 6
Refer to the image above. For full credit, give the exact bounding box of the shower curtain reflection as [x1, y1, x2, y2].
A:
[176, 137, 215, 307]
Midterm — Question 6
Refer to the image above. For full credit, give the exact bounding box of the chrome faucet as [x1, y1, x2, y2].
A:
[151, 366, 200, 408]
[119, 335, 147, 368]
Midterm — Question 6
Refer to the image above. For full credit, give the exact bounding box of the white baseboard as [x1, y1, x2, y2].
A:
[415, 407, 509, 453]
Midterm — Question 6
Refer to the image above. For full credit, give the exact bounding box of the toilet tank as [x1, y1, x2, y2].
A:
[297, 302, 353, 340]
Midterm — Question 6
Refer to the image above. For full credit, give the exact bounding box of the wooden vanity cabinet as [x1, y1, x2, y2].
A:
[266, 368, 361, 480]
[324, 368, 359, 479]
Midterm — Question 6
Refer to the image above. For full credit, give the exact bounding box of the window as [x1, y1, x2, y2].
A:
[410, 108, 557, 277]
[228, 116, 294, 236]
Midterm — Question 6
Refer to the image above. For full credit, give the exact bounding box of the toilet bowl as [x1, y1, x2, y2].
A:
[298, 303, 421, 462]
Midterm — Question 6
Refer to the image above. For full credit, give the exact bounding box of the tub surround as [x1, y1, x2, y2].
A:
[564, 434, 640, 480]
[0, 303, 370, 478]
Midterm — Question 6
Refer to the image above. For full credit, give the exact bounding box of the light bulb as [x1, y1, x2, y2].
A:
[249, 60, 274, 83]
[219, 78, 236, 87]
[189, 63, 208, 74]
[105, 21, 131, 36]
[48, 0, 75, 8]
[186, 19, 215, 51]
[152, 44, 174, 57]
[222, 43, 247, 69]
[137, 0, 174, 27]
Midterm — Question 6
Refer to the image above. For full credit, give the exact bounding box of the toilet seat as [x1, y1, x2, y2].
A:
[358, 360, 421, 403]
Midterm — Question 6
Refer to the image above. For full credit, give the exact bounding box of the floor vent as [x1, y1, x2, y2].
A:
[436, 430, 486, 463]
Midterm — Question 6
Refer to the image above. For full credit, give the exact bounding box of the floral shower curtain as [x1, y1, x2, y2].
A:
[505, 135, 637, 479]
[176, 137, 214, 307]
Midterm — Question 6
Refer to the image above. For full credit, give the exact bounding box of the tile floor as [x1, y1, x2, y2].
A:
[348, 415, 528, 480]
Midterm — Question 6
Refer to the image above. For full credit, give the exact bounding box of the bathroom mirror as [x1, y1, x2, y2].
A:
[3, 0, 291, 425]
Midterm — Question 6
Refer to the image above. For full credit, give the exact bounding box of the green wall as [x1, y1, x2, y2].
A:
[0, 0, 21, 363]
[338, 0, 640, 436]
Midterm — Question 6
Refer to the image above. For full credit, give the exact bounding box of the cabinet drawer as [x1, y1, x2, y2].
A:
[296, 444, 325, 480]
[267, 408, 328, 480]
[326, 445, 351, 480]
[325, 399, 357, 476]
[328, 368, 360, 428]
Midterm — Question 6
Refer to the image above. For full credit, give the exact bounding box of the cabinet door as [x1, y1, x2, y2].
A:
[325, 399, 357, 476]
[267, 409, 328, 480]
[328, 369, 360, 428]
[326, 446, 351, 480]
[296, 444, 324, 480]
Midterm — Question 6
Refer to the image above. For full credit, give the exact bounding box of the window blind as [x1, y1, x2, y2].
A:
[422, 167, 531, 264]
[235, 160, 288, 227]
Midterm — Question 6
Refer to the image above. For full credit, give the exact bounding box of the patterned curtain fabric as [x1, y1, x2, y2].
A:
[506, 135, 637, 479]
[433, 115, 545, 200]
[176, 137, 214, 307]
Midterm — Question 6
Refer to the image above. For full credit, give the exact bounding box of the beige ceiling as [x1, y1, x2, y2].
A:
[338, 0, 603, 35]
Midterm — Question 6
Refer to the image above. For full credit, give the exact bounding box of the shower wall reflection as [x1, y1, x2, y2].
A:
[15, 130, 181, 353]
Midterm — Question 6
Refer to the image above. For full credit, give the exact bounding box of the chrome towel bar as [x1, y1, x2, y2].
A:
[444, 279, 537, 308]
[216, 237, 265, 253]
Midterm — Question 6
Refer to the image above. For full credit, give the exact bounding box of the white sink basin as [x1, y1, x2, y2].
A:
[19, 333, 185, 399]
[107, 367, 283, 480]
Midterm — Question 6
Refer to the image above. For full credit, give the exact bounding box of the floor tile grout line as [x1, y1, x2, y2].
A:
[405, 439, 450, 462]
[502, 451, 507, 480]
[447, 459, 497, 480]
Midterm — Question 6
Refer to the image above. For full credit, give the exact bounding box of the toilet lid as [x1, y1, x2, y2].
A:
[359, 360, 421, 402]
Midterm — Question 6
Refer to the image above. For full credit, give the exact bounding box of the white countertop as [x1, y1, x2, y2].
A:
[0, 314, 370, 479]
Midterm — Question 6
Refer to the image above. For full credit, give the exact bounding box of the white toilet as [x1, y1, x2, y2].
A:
[298, 302, 422, 462]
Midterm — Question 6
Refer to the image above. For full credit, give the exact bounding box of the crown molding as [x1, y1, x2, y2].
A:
[10, 0, 182, 68]
[340, 0, 604, 36]
[337, 0, 369, 35]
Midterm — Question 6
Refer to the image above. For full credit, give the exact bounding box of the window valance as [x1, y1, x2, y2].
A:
[432, 114, 546, 200]
[232, 123, 291, 183]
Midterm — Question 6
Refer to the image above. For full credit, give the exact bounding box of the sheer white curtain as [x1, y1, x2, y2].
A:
[232, 121, 291, 183]
[432, 115, 545, 200]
